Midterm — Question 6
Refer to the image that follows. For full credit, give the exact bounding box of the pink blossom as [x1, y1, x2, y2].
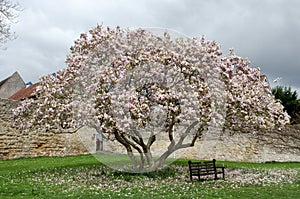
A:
[13, 25, 289, 171]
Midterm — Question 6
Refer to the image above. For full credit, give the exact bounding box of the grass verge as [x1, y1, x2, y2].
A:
[0, 154, 299, 199]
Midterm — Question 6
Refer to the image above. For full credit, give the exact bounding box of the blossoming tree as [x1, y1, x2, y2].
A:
[14, 26, 289, 171]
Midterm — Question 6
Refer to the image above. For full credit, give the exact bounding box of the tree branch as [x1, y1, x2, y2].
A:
[113, 130, 140, 167]
[120, 132, 146, 167]
[176, 120, 199, 146]
[167, 117, 176, 150]
[147, 133, 156, 148]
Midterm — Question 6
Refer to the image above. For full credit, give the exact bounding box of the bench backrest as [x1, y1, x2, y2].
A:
[188, 159, 216, 171]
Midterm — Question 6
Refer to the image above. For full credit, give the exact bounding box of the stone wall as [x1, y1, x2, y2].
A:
[1, 98, 299, 162]
[177, 126, 300, 162]
[103, 126, 300, 163]
[0, 99, 88, 160]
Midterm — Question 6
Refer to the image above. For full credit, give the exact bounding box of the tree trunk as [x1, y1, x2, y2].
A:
[112, 121, 204, 172]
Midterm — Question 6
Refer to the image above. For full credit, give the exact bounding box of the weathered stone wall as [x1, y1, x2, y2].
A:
[1, 98, 299, 162]
[0, 99, 88, 160]
[103, 127, 300, 163]
[177, 126, 300, 162]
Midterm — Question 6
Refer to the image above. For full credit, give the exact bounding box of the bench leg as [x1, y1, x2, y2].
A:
[222, 168, 225, 179]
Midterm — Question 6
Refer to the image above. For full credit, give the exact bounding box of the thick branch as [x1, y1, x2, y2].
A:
[113, 130, 139, 167]
[130, 130, 154, 166]
[176, 120, 199, 146]
[120, 133, 145, 165]
[122, 137, 142, 153]
[154, 120, 202, 169]
[167, 117, 176, 150]
[147, 133, 156, 148]
[131, 129, 146, 146]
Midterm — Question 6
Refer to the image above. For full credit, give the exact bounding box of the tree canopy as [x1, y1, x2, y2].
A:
[14, 26, 290, 172]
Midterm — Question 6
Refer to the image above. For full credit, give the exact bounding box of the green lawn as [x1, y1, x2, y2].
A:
[0, 154, 299, 199]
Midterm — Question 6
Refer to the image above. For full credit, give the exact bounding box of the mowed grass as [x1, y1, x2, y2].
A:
[0, 154, 299, 199]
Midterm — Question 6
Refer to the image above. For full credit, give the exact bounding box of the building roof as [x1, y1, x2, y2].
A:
[9, 83, 40, 100]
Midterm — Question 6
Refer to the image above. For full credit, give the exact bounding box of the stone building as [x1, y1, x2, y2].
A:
[0, 72, 26, 99]
[9, 82, 40, 100]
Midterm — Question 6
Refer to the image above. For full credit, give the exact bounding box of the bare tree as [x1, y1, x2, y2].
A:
[0, 0, 20, 48]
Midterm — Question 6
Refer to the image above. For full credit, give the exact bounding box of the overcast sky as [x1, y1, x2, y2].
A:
[1, 0, 299, 94]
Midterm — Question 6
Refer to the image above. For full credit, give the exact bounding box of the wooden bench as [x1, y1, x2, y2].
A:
[188, 159, 225, 181]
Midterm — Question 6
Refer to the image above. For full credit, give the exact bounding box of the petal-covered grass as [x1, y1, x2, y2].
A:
[0, 154, 299, 199]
